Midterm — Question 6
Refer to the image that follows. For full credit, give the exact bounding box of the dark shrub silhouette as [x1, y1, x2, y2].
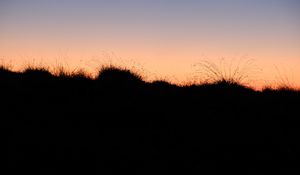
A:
[151, 80, 174, 87]
[0, 65, 12, 75]
[1, 65, 300, 175]
[97, 66, 144, 88]
[23, 67, 53, 78]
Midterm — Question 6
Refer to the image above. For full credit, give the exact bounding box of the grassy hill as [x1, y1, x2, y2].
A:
[2, 65, 300, 174]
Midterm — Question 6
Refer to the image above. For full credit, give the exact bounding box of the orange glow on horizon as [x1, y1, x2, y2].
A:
[1, 1, 299, 89]
[1, 49, 300, 90]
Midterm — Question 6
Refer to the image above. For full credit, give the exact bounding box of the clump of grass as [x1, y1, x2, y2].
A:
[260, 65, 299, 92]
[22, 64, 52, 78]
[273, 66, 296, 90]
[0, 63, 15, 81]
[52, 64, 71, 78]
[150, 80, 177, 89]
[97, 65, 144, 85]
[0, 59, 14, 75]
[71, 68, 91, 79]
[0, 64, 12, 74]
[194, 58, 259, 85]
[267, 86, 296, 92]
[51, 64, 92, 80]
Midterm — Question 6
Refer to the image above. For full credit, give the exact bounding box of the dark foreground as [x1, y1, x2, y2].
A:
[2, 67, 300, 174]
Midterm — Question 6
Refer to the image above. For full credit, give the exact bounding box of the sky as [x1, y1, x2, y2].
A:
[1, 0, 300, 88]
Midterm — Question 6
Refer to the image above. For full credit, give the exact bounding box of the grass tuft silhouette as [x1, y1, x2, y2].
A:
[0, 64, 14, 76]
[194, 58, 258, 85]
[97, 66, 144, 87]
[23, 67, 53, 78]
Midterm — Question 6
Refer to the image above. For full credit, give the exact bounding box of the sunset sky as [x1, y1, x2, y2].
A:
[1, 0, 299, 88]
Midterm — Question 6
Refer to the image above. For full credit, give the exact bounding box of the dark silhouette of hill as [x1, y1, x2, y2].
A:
[1, 66, 300, 175]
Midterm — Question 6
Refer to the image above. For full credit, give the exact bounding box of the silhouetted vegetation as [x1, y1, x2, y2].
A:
[2, 66, 300, 175]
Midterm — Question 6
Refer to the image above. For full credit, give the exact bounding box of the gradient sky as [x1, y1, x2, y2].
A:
[1, 0, 300, 88]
